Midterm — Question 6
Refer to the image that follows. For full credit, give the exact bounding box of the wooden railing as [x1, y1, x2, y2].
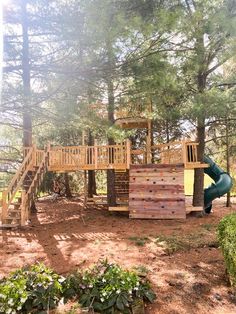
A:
[150, 140, 200, 167]
[184, 142, 198, 164]
[24, 145, 44, 167]
[48, 140, 131, 171]
[1, 147, 34, 221]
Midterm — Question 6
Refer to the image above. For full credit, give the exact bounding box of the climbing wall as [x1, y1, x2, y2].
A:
[129, 164, 186, 219]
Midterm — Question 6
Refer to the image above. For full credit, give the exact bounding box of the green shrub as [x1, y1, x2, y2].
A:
[0, 263, 65, 314]
[63, 259, 156, 313]
[218, 213, 236, 286]
[0, 260, 156, 314]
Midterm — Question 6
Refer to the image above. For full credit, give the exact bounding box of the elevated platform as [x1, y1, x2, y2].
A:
[33, 140, 208, 172]
[1, 139, 208, 227]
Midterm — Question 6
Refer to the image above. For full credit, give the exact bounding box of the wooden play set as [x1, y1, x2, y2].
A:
[0, 105, 209, 228]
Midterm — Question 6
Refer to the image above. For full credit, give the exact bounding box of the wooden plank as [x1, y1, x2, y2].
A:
[130, 163, 184, 170]
[109, 206, 129, 212]
[129, 184, 184, 191]
[130, 177, 183, 185]
[129, 213, 186, 219]
[129, 198, 185, 204]
[185, 163, 209, 169]
[129, 207, 186, 214]
[186, 206, 203, 213]
[129, 205, 186, 213]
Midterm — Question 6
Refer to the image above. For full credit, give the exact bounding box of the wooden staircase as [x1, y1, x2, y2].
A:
[1, 146, 49, 228]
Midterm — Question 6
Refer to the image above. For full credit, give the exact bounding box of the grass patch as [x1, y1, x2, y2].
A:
[201, 223, 216, 232]
[155, 235, 188, 254]
[155, 232, 219, 255]
[133, 265, 149, 276]
[128, 236, 149, 247]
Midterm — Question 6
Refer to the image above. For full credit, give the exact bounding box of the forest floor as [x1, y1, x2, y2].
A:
[0, 197, 236, 314]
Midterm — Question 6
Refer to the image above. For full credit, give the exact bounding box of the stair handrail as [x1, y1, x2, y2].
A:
[26, 146, 49, 198]
[3, 146, 34, 208]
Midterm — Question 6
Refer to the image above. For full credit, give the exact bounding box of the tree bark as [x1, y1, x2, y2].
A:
[193, 118, 205, 206]
[107, 79, 116, 206]
[22, 0, 32, 148]
[192, 29, 207, 207]
[106, 37, 116, 206]
[87, 131, 97, 198]
[21, 0, 35, 212]
[64, 173, 72, 198]
[225, 117, 231, 207]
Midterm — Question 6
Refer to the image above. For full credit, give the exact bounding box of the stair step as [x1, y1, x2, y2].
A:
[8, 210, 21, 215]
[0, 224, 20, 229]
[2, 217, 21, 225]
[8, 211, 21, 217]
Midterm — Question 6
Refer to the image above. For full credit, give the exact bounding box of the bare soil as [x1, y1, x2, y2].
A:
[1, 197, 236, 314]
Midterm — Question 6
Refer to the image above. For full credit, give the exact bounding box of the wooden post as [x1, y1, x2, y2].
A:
[32, 143, 36, 167]
[182, 139, 187, 167]
[94, 139, 98, 169]
[84, 170, 88, 206]
[146, 120, 152, 164]
[20, 190, 26, 226]
[82, 130, 86, 145]
[46, 142, 50, 169]
[2, 190, 7, 222]
[126, 139, 131, 169]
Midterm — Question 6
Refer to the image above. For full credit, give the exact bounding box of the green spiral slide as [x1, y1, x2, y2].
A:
[203, 156, 233, 213]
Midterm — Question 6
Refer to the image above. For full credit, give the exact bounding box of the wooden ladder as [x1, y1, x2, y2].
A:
[1, 146, 49, 228]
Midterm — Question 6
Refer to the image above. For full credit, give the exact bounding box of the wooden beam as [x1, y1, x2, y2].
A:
[126, 139, 131, 169]
[109, 206, 129, 211]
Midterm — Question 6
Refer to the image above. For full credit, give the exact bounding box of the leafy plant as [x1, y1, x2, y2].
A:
[0, 263, 65, 314]
[63, 259, 156, 313]
[218, 213, 236, 287]
[0, 260, 156, 314]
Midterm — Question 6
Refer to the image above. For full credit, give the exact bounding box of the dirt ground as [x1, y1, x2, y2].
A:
[1, 197, 236, 314]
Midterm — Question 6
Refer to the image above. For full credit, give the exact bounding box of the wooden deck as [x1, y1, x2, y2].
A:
[42, 140, 208, 172]
[1, 139, 208, 227]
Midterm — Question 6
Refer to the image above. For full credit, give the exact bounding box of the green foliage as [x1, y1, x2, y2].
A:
[218, 213, 236, 286]
[0, 263, 65, 314]
[63, 259, 156, 313]
[0, 260, 155, 314]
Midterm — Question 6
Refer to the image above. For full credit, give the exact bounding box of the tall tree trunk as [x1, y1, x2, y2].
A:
[107, 79, 116, 206]
[193, 117, 205, 206]
[64, 173, 72, 198]
[192, 66, 206, 207]
[21, 0, 35, 212]
[106, 36, 116, 207]
[87, 130, 97, 198]
[22, 0, 32, 148]
[225, 117, 231, 207]
[192, 29, 207, 208]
